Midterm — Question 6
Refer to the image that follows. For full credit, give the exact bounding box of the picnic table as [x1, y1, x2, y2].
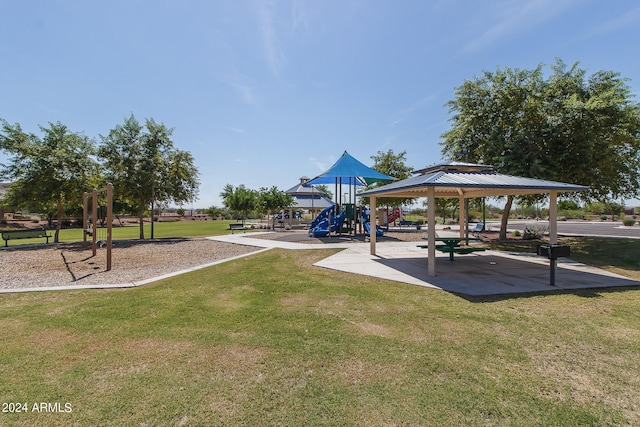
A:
[420, 236, 487, 261]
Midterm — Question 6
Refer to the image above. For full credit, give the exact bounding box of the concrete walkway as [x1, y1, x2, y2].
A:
[212, 232, 640, 297]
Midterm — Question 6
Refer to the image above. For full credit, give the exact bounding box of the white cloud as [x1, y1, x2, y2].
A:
[389, 95, 436, 127]
[227, 71, 258, 106]
[308, 156, 330, 172]
[580, 6, 640, 39]
[256, 0, 287, 78]
[229, 127, 245, 134]
[461, 0, 579, 53]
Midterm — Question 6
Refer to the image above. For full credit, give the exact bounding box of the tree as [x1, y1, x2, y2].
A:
[0, 120, 99, 242]
[314, 185, 333, 199]
[220, 184, 257, 224]
[441, 59, 640, 239]
[98, 115, 199, 239]
[258, 186, 294, 229]
[361, 149, 414, 207]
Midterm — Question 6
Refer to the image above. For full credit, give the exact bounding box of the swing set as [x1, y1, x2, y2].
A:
[82, 183, 113, 271]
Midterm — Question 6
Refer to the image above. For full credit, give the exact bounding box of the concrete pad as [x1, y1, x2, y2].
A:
[314, 242, 640, 297]
[212, 233, 640, 298]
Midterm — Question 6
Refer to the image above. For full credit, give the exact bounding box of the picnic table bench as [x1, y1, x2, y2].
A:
[419, 237, 487, 261]
[2, 228, 52, 246]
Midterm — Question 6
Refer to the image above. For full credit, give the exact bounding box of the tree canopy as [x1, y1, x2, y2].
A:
[441, 60, 640, 200]
[220, 184, 258, 224]
[0, 120, 99, 241]
[440, 60, 640, 238]
[98, 115, 199, 239]
[361, 149, 413, 207]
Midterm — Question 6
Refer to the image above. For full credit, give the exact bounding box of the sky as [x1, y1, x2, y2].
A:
[1, 0, 639, 208]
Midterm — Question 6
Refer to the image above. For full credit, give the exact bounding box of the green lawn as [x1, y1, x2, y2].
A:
[1, 220, 254, 247]
[1, 244, 639, 426]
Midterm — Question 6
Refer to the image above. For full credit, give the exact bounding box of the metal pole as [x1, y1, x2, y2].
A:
[106, 183, 113, 271]
[92, 189, 97, 257]
[82, 192, 88, 247]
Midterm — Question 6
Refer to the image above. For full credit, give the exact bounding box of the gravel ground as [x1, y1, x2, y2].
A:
[0, 229, 494, 291]
[0, 239, 260, 290]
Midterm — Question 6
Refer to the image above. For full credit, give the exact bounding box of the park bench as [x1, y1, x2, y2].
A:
[2, 228, 52, 247]
[228, 223, 247, 232]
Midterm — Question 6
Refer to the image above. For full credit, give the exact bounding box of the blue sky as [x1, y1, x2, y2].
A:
[1, 0, 639, 207]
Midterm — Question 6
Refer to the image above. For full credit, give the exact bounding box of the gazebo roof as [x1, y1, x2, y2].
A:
[291, 194, 335, 210]
[285, 183, 329, 196]
[361, 162, 588, 198]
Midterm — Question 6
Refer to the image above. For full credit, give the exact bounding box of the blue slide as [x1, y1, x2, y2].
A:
[362, 209, 384, 237]
[309, 208, 345, 237]
[309, 205, 335, 231]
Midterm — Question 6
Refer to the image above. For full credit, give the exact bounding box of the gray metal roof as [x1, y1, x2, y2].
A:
[290, 194, 335, 210]
[361, 169, 589, 199]
[285, 183, 330, 196]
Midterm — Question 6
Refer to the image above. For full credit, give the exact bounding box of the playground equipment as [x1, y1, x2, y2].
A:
[308, 205, 346, 237]
[82, 183, 113, 271]
[387, 207, 401, 224]
[362, 209, 385, 237]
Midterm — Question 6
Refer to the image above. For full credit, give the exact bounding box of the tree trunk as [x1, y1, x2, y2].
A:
[139, 202, 145, 240]
[54, 198, 63, 243]
[500, 195, 514, 241]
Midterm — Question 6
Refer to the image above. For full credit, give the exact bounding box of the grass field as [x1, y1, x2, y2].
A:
[1, 220, 253, 247]
[1, 223, 640, 425]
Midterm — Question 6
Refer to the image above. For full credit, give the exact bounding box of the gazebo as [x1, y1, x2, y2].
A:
[360, 162, 588, 276]
[285, 176, 334, 218]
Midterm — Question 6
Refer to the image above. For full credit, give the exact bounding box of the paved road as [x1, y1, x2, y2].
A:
[484, 220, 640, 239]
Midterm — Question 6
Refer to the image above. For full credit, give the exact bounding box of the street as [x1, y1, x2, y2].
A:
[485, 220, 640, 239]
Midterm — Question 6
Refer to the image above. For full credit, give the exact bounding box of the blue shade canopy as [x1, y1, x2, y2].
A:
[306, 151, 396, 186]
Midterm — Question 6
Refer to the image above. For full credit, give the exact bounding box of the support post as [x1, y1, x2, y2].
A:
[92, 189, 97, 256]
[106, 183, 113, 271]
[459, 194, 465, 242]
[82, 192, 89, 247]
[549, 191, 558, 244]
[548, 191, 558, 285]
[427, 187, 436, 277]
[370, 196, 377, 255]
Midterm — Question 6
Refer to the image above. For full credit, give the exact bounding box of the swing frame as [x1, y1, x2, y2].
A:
[82, 183, 113, 271]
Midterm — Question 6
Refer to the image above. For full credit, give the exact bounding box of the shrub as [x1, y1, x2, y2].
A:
[523, 224, 548, 240]
[512, 230, 521, 237]
[623, 217, 636, 226]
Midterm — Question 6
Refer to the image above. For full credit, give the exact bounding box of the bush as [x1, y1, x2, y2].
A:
[523, 224, 548, 240]
[512, 230, 521, 237]
[622, 217, 636, 226]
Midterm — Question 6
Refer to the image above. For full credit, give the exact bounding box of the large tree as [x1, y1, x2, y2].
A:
[220, 184, 257, 224]
[258, 186, 294, 229]
[361, 149, 413, 207]
[0, 120, 99, 242]
[441, 60, 640, 239]
[98, 115, 199, 239]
